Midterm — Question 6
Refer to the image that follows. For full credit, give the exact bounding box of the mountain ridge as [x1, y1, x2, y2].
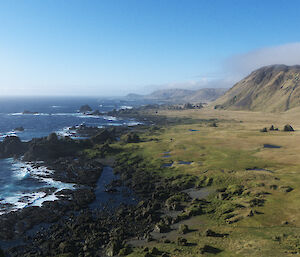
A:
[126, 88, 227, 103]
[213, 64, 300, 112]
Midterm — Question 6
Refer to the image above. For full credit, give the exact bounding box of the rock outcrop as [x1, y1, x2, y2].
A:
[22, 110, 38, 114]
[23, 135, 91, 161]
[14, 126, 24, 132]
[0, 136, 26, 158]
[91, 129, 115, 144]
[121, 132, 140, 143]
[79, 104, 92, 113]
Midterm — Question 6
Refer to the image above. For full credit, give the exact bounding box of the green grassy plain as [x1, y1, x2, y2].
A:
[115, 108, 300, 256]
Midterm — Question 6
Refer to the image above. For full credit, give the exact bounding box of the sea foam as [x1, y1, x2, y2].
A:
[0, 160, 75, 215]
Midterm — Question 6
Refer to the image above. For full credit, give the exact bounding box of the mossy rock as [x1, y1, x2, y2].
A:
[216, 202, 236, 216]
[269, 184, 278, 190]
[176, 212, 190, 222]
[185, 204, 203, 216]
[165, 192, 190, 210]
[198, 175, 213, 187]
[217, 192, 229, 200]
[149, 247, 161, 255]
[118, 245, 132, 256]
[121, 133, 140, 143]
[166, 192, 190, 203]
[154, 221, 170, 233]
[280, 186, 293, 192]
[171, 175, 199, 189]
[226, 184, 244, 195]
[199, 244, 222, 254]
[249, 198, 265, 207]
[106, 240, 122, 256]
[178, 224, 189, 234]
[177, 237, 188, 246]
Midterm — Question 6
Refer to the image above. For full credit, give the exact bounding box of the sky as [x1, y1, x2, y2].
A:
[1, 0, 300, 96]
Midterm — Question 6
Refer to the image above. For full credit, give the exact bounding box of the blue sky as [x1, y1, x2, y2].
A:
[1, 0, 300, 96]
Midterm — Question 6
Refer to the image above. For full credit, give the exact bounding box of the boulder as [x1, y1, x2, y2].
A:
[246, 209, 254, 217]
[199, 244, 221, 254]
[269, 125, 279, 131]
[284, 124, 294, 131]
[204, 229, 227, 238]
[205, 229, 218, 237]
[279, 185, 293, 192]
[177, 237, 188, 246]
[260, 127, 268, 132]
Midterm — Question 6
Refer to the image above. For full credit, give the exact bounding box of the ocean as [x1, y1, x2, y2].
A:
[0, 96, 141, 215]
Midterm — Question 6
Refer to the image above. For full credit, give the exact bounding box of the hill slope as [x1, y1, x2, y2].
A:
[126, 88, 227, 103]
[214, 65, 300, 112]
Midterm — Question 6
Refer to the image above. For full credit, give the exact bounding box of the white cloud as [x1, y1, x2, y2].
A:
[141, 77, 233, 94]
[135, 42, 300, 95]
[224, 42, 300, 80]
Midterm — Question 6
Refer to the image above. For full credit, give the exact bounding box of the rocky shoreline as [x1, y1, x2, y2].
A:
[0, 108, 214, 256]
[0, 126, 124, 242]
[2, 152, 205, 257]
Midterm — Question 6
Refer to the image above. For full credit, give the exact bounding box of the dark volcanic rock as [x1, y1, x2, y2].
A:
[48, 157, 103, 186]
[2, 143, 208, 256]
[79, 104, 92, 113]
[22, 110, 38, 115]
[0, 186, 99, 241]
[260, 127, 268, 133]
[14, 126, 24, 132]
[0, 136, 26, 158]
[47, 132, 58, 142]
[91, 129, 114, 144]
[284, 124, 294, 131]
[23, 135, 91, 161]
[74, 124, 102, 137]
[122, 132, 140, 143]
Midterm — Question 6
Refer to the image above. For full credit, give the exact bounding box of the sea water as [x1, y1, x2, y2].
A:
[0, 96, 142, 215]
